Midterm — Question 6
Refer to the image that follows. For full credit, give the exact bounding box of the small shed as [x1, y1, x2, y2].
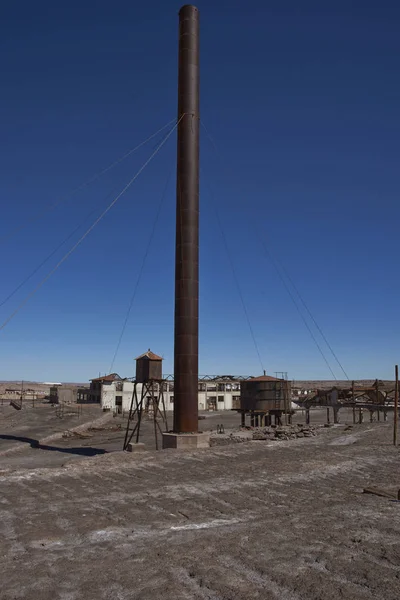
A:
[135, 349, 163, 383]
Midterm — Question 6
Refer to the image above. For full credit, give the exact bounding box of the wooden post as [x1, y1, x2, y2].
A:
[326, 407, 330, 425]
[394, 365, 398, 446]
[306, 408, 310, 425]
[333, 406, 339, 424]
[241, 412, 245, 428]
[284, 379, 288, 426]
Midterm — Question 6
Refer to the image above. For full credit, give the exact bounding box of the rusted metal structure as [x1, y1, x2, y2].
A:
[303, 379, 400, 424]
[124, 350, 168, 450]
[394, 365, 398, 446]
[238, 375, 292, 427]
[173, 5, 200, 434]
[123, 380, 169, 451]
[240, 375, 290, 412]
[135, 349, 163, 383]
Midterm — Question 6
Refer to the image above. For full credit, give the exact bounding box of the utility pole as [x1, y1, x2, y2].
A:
[394, 365, 398, 446]
[173, 5, 200, 434]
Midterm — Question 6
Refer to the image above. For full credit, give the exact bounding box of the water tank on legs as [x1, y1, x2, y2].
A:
[240, 375, 290, 412]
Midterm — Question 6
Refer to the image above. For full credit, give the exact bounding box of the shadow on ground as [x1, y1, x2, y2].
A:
[0, 434, 107, 456]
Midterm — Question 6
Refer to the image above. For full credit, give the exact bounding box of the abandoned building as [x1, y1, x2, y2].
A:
[50, 385, 89, 404]
[88, 373, 123, 403]
[87, 350, 244, 412]
[86, 351, 296, 415]
[95, 375, 243, 413]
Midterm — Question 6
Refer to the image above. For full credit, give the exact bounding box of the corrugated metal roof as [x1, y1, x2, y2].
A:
[135, 349, 163, 361]
[90, 373, 121, 382]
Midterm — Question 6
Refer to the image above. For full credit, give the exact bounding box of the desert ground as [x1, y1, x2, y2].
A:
[1, 401, 399, 599]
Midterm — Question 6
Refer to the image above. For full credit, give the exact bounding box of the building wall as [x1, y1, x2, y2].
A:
[101, 382, 118, 410]
[90, 381, 102, 403]
[99, 381, 240, 412]
[49, 386, 78, 404]
[59, 388, 77, 404]
[121, 382, 134, 411]
[77, 387, 90, 403]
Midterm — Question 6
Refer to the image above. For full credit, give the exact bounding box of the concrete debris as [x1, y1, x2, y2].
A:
[62, 430, 93, 439]
[210, 431, 253, 446]
[210, 425, 317, 446]
[127, 442, 146, 453]
[252, 424, 317, 441]
[88, 424, 122, 432]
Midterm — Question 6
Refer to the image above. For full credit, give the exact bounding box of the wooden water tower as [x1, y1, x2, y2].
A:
[124, 350, 167, 451]
[135, 349, 163, 383]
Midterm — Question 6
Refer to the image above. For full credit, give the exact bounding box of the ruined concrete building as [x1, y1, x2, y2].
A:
[88, 350, 291, 415]
[93, 376, 243, 413]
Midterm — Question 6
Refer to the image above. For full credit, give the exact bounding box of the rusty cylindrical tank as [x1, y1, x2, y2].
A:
[240, 376, 291, 412]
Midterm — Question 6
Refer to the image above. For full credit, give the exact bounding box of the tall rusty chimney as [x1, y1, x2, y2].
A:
[173, 5, 200, 433]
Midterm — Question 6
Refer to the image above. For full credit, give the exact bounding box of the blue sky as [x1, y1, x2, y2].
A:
[1, 0, 399, 382]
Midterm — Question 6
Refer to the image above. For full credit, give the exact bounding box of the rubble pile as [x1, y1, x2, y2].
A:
[209, 430, 253, 447]
[252, 424, 317, 441]
[210, 424, 317, 446]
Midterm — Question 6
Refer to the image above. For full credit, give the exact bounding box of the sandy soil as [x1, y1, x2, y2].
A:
[0, 402, 104, 449]
[0, 405, 394, 469]
[1, 412, 399, 599]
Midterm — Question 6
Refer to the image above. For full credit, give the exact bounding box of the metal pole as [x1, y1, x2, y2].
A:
[173, 5, 200, 433]
[284, 376, 288, 426]
[394, 365, 398, 446]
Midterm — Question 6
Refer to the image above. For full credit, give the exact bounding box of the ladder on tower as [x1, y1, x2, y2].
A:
[123, 380, 169, 451]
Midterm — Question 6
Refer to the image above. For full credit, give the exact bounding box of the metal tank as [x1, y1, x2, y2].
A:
[240, 375, 291, 412]
[135, 350, 163, 383]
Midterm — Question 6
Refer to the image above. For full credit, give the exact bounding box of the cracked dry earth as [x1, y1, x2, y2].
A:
[1, 423, 399, 599]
